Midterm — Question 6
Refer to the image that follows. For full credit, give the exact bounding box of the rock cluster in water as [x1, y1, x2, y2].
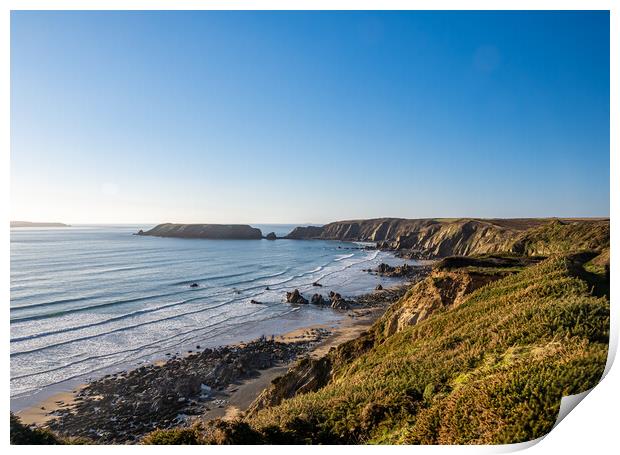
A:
[284, 289, 353, 310]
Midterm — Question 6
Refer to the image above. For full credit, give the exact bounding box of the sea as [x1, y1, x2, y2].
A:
[10, 224, 415, 410]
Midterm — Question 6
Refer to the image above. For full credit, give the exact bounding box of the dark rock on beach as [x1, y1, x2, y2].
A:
[285, 289, 308, 304]
[327, 291, 350, 310]
[374, 263, 415, 277]
[310, 294, 325, 305]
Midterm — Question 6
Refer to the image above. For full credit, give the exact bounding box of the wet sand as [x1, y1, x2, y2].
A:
[16, 386, 83, 426]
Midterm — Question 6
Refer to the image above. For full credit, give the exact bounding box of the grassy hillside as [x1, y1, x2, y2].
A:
[244, 254, 608, 444]
[510, 219, 609, 256]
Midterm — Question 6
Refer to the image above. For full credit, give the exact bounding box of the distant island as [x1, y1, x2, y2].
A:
[10, 221, 70, 228]
[136, 223, 264, 239]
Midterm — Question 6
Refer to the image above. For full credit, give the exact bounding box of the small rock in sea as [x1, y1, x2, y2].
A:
[190, 283, 199, 288]
[265, 286, 270, 290]
[188, 350, 193, 353]
[265, 232, 277, 240]
[375, 284, 383, 291]
[196, 345, 201, 349]
[312, 281, 323, 287]
[250, 299, 263, 304]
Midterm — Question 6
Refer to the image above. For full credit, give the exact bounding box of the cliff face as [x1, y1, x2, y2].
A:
[377, 269, 506, 339]
[138, 223, 263, 240]
[285, 218, 525, 257]
[285, 218, 609, 258]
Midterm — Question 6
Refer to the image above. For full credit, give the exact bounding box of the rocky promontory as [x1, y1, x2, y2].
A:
[284, 217, 609, 259]
[136, 223, 263, 240]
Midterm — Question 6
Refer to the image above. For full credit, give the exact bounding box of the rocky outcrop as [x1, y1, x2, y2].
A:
[137, 224, 263, 240]
[376, 266, 513, 340]
[328, 291, 351, 310]
[265, 232, 277, 240]
[285, 289, 308, 304]
[247, 356, 333, 415]
[310, 294, 326, 305]
[374, 263, 416, 277]
[284, 225, 324, 239]
[247, 331, 376, 416]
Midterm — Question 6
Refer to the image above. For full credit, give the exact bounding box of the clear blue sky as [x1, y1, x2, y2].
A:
[11, 11, 609, 224]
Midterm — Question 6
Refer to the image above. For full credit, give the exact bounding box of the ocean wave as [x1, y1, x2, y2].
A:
[9, 288, 200, 322]
[10, 292, 269, 357]
[11, 305, 276, 380]
[11, 305, 301, 397]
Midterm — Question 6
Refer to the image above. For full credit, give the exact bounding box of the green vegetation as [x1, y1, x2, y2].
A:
[510, 219, 609, 256]
[141, 426, 205, 445]
[10, 413, 93, 445]
[244, 254, 609, 444]
[10, 413, 62, 445]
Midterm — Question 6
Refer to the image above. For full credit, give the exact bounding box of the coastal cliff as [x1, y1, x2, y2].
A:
[137, 223, 263, 240]
[285, 218, 609, 258]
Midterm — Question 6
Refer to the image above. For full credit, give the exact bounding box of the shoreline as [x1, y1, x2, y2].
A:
[14, 282, 414, 443]
[11, 242, 420, 414]
[198, 305, 386, 422]
[11, 236, 413, 410]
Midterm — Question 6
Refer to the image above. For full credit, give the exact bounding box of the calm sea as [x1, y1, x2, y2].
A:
[10, 224, 411, 409]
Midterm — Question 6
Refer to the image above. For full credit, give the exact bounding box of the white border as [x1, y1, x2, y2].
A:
[1, 2, 616, 453]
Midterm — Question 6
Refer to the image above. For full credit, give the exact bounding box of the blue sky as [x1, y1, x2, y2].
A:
[11, 11, 609, 224]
